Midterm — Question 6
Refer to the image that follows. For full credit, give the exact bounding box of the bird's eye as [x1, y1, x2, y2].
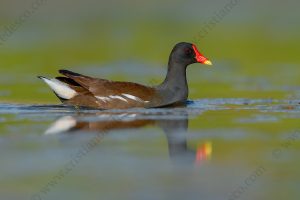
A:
[184, 48, 193, 56]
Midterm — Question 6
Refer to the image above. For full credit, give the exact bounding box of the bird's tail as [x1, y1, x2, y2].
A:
[38, 76, 78, 101]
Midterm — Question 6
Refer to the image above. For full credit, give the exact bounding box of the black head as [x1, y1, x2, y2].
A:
[169, 42, 212, 66]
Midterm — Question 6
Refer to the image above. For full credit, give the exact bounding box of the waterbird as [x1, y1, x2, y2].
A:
[38, 42, 212, 109]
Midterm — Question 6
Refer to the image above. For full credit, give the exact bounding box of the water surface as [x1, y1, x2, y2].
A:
[0, 99, 299, 200]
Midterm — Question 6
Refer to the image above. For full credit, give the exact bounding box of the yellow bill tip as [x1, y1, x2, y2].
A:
[204, 60, 212, 66]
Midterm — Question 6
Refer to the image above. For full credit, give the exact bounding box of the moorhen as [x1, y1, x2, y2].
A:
[38, 42, 212, 109]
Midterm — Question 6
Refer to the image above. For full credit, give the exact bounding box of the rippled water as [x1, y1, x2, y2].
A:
[1, 99, 299, 200]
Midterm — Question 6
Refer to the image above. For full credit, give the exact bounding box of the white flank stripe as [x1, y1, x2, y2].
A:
[96, 96, 111, 103]
[96, 94, 148, 104]
[109, 95, 128, 102]
[41, 78, 77, 99]
[122, 93, 144, 102]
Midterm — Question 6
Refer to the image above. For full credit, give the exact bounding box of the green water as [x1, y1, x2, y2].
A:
[0, 0, 300, 199]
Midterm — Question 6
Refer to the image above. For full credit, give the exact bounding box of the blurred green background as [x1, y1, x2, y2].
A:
[0, 0, 299, 104]
[1, 1, 300, 200]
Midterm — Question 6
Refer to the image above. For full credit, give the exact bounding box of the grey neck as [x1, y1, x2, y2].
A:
[156, 60, 189, 105]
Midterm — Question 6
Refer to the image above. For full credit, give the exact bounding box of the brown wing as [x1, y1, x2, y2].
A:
[59, 70, 159, 109]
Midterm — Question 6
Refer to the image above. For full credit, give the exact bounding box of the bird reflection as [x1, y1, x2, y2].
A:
[45, 111, 212, 165]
